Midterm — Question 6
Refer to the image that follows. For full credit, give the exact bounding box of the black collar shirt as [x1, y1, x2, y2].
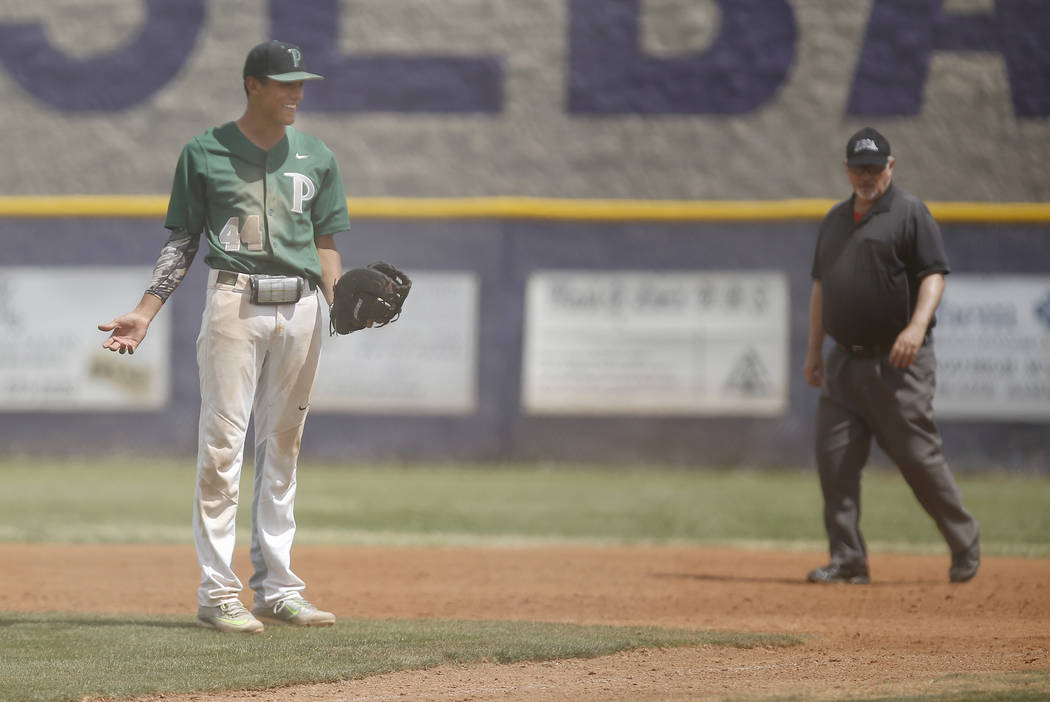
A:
[811, 184, 951, 348]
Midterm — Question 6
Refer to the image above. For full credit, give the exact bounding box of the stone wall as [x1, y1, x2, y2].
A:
[0, 0, 1046, 201]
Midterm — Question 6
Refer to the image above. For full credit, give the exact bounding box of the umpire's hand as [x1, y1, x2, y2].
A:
[804, 350, 824, 387]
[889, 325, 926, 369]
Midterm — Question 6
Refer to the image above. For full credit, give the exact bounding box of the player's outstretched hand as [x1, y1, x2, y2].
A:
[98, 312, 150, 355]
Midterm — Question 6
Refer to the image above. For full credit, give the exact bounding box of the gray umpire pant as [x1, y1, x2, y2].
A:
[815, 341, 979, 568]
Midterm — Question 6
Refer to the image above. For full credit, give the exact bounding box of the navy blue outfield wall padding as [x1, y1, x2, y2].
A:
[0, 216, 1047, 473]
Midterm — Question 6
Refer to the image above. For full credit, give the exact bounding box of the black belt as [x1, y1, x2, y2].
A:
[839, 343, 889, 359]
[216, 270, 317, 290]
[838, 332, 930, 359]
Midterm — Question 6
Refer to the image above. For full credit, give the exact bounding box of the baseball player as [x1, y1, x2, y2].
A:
[803, 127, 980, 585]
[99, 40, 350, 632]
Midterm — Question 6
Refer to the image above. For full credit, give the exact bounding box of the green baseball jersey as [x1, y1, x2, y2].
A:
[165, 122, 350, 282]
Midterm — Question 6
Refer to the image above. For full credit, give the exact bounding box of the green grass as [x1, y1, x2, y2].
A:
[0, 458, 1047, 555]
[0, 612, 799, 702]
[0, 458, 1047, 702]
[739, 687, 1050, 702]
[849, 673, 1050, 702]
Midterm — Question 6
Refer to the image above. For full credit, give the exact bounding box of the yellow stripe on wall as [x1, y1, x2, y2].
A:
[0, 196, 171, 218]
[0, 195, 1048, 223]
[345, 197, 840, 221]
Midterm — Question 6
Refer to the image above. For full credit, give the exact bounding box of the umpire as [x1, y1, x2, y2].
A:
[803, 127, 980, 585]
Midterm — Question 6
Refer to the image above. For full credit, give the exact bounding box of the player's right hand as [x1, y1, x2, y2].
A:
[98, 313, 149, 355]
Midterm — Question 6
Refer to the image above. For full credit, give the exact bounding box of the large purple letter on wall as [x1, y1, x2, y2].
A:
[568, 0, 797, 114]
[0, 0, 205, 112]
[271, 0, 502, 113]
[848, 0, 1050, 117]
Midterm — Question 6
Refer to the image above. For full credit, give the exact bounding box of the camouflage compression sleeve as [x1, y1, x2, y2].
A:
[145, 227, 200, 302]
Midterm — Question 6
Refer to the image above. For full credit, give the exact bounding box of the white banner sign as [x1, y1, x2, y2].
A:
[522, 270, 789, 415]
[0, 266, 170, 410]
[935, 275, 1050, 421]
[313, 271, 479, 414]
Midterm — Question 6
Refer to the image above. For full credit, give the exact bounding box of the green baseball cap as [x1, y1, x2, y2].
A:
[243, 40, 323, 82]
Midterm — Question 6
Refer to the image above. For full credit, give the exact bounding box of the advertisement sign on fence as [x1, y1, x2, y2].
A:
[312, 271, 479, 414]
[0, 266, 170, 410]
[936, 275, 1050, 421]
[522, 270, 789, 416]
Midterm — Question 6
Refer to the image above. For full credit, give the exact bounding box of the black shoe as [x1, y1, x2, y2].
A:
[807, 562, 870, 584]
[949, 536, 980, 583]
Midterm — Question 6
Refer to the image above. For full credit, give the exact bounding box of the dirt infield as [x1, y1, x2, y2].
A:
[3, 543, 1048, 701]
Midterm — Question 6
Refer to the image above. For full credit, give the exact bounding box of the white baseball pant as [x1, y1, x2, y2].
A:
[193, 268, 322, 609]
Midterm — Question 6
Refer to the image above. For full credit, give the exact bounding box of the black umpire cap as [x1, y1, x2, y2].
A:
[846, 127, 891, 167]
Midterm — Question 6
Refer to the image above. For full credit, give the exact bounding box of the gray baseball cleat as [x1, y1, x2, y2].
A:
[253, 595, 336, 627]
[196, 601, 265, 634]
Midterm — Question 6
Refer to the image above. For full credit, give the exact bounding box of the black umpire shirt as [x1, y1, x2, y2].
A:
[811, 184, 950, 348]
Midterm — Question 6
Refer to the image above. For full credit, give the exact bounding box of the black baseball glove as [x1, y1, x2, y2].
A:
[329, 261, 412, 335]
